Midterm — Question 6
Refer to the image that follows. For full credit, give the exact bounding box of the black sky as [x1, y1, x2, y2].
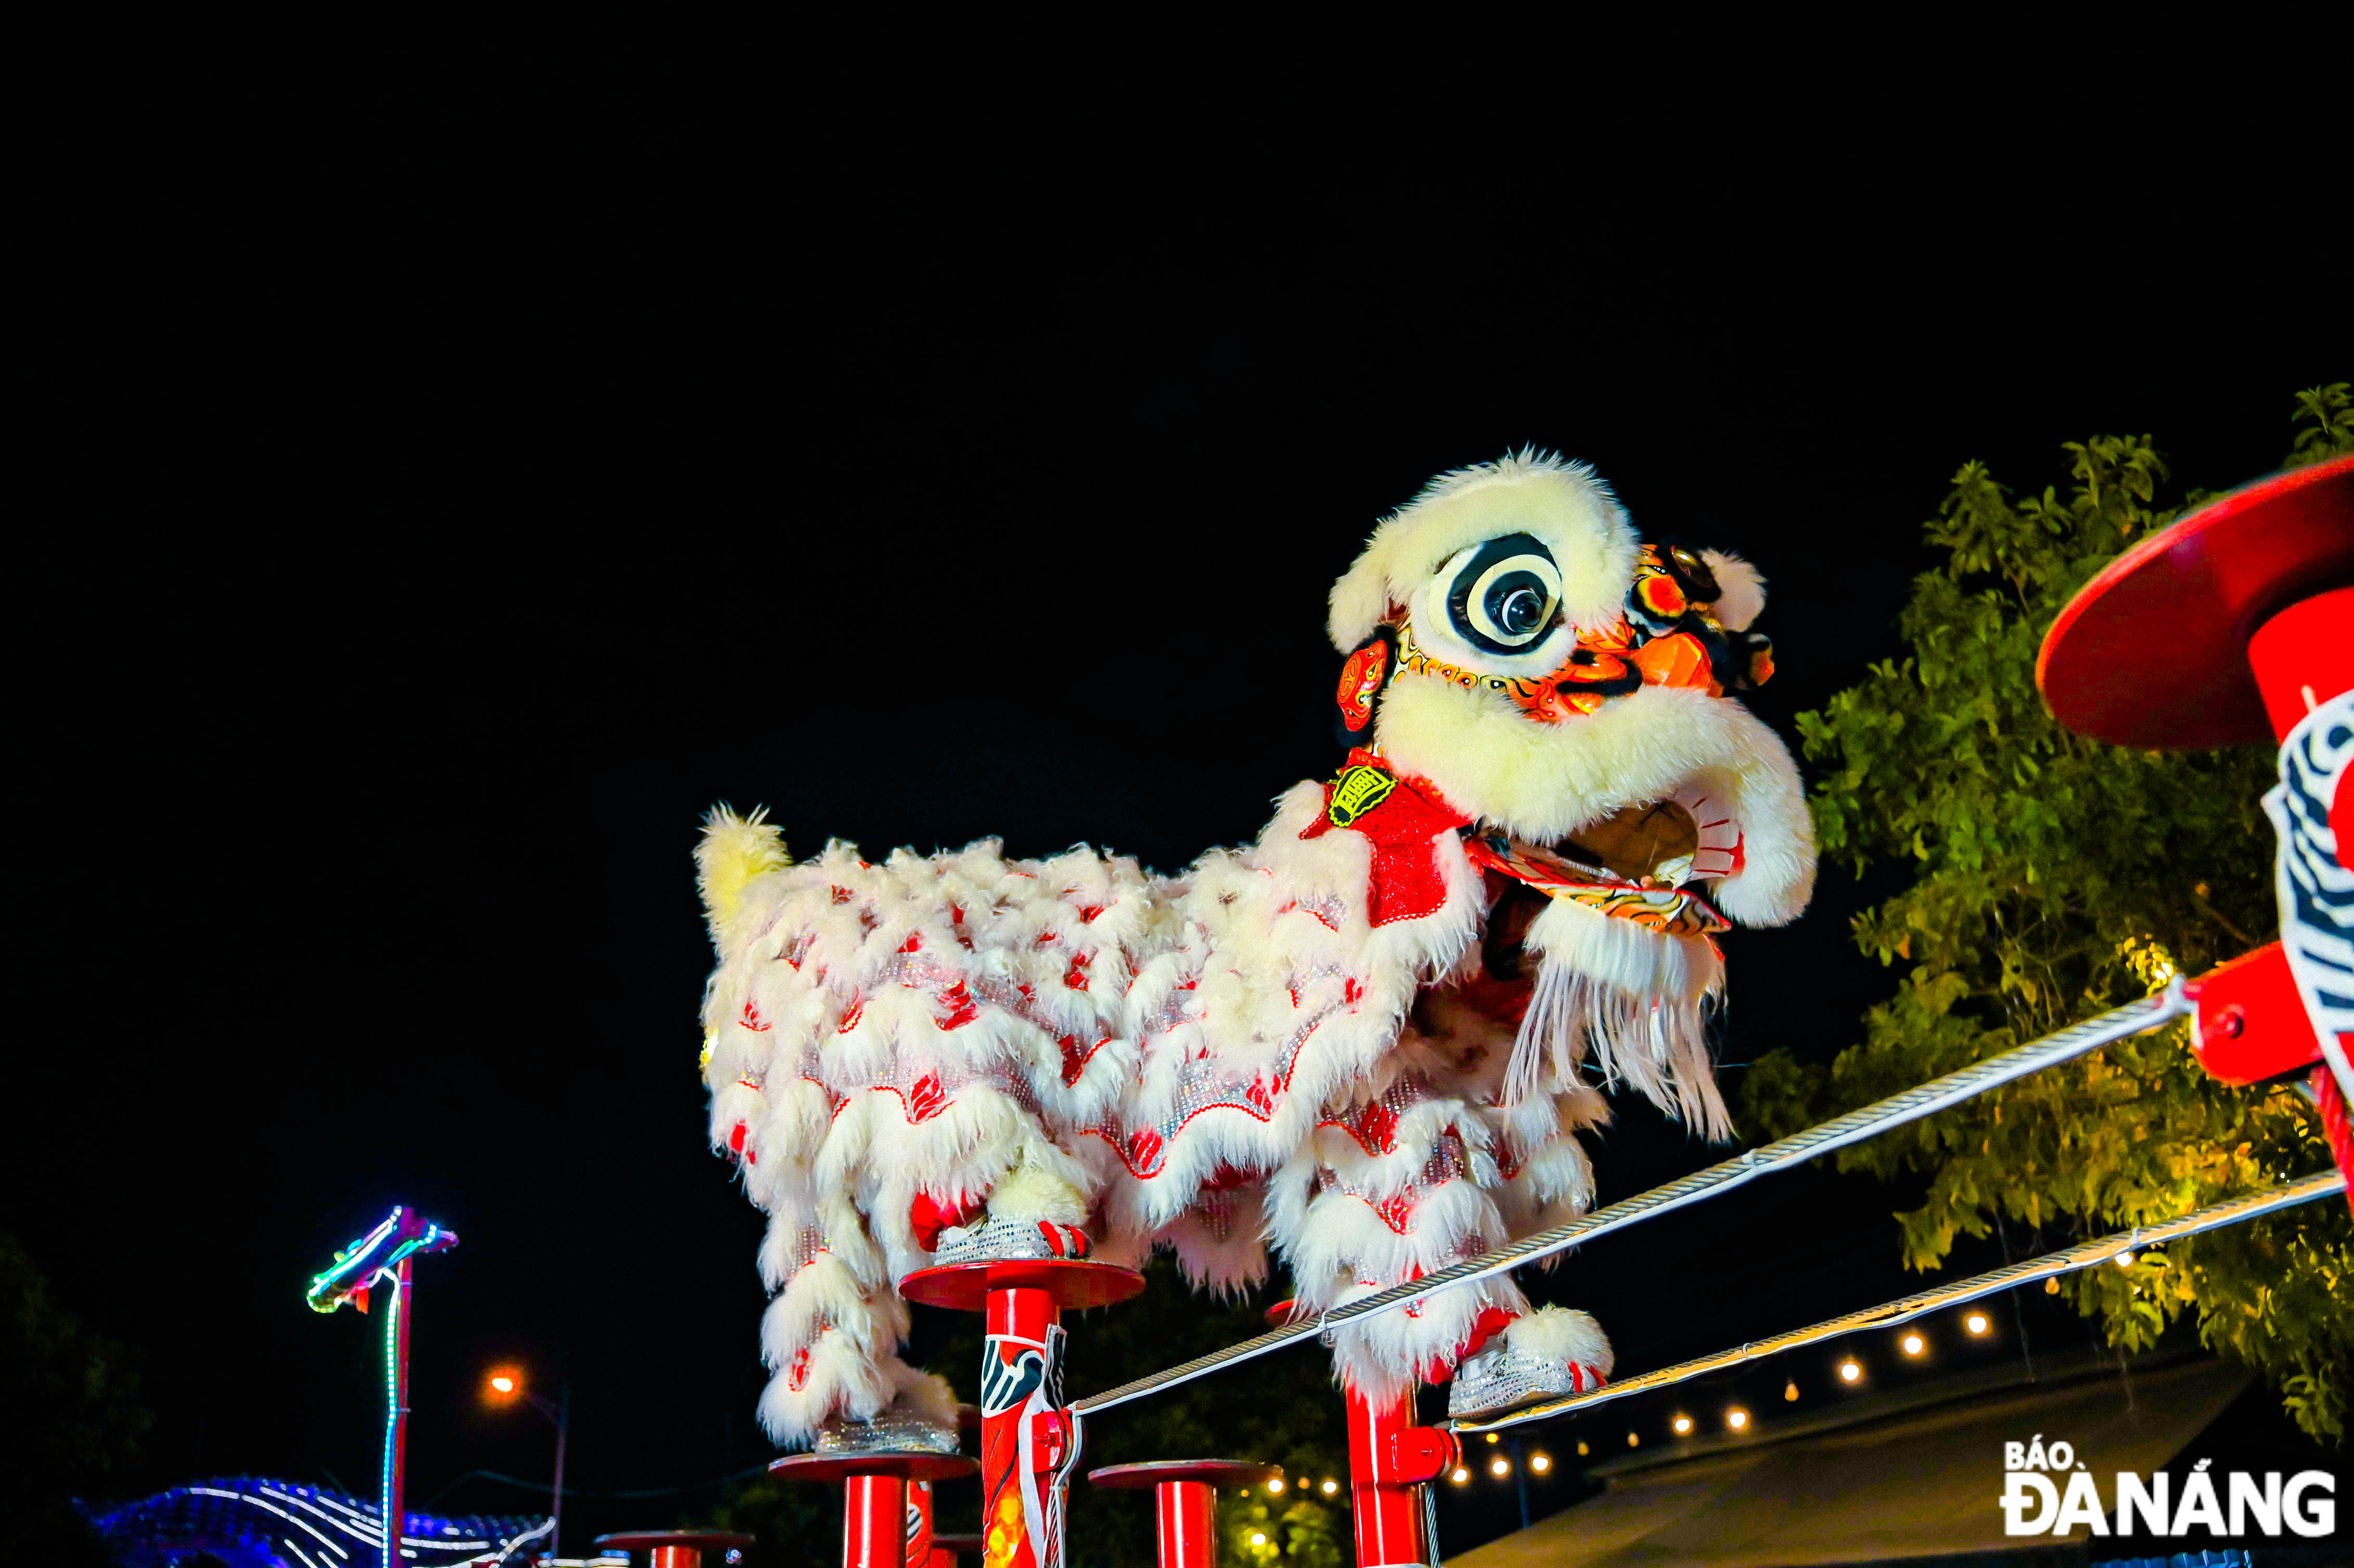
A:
[14, 28, 2349, 1546]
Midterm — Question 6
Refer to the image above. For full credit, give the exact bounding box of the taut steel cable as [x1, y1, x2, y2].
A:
[1074, 987, 2189, 1416]
[1447, 1165, 2348, 1434]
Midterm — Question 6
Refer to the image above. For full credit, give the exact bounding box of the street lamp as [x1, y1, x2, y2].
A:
[485, 1368, 569, 1558]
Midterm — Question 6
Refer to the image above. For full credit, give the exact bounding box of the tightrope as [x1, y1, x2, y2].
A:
[1074, 987, 2190, 1416]
[1447, 1165, 2348, 1433]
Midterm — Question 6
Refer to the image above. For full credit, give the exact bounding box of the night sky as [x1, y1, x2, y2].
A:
[16, 35, 2348, 1553]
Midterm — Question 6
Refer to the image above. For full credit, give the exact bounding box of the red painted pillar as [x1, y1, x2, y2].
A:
[844, 1473, 907, 1568]
[2246, 586, 2354, 745]
[906, 1477, 935, 1568]
[1346, 1384, 1455, 1567]
[1153, 1479, 1215, 1568]
[981, 1285, 1063, 1568]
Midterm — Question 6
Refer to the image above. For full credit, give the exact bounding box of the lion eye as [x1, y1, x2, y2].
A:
[1444, 533, 1562, 653]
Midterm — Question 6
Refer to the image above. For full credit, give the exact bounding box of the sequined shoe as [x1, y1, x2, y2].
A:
[814, 1406, 961, 1456]
[931, 1215, 1092, 1268]
[1446, 1306, 1612, 1420]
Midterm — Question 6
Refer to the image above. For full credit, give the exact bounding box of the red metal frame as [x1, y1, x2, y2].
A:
[1090, 1460, 1280, 1568]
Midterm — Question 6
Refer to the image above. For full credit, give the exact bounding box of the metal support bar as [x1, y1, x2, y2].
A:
[1447, 1167, 2348, 1435]
[1075, 990, 2189, 1417]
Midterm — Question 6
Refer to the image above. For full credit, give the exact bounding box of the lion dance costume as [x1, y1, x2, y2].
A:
[696, 451, 1817, 1450]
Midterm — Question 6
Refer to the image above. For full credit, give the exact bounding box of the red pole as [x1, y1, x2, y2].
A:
[1153, 1479, 1215, 1568]
[383, 1256, 413, 1568]
[906, 1476, 932, 1568]
[981, 1284, 1063, 1568]
[1345, 1384, 1455, 1567]
[844, 1473, 907, 1568]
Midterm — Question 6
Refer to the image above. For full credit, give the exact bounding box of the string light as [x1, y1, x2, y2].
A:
[1576, 1440, 1589, 1457]
[1626, 1432, 1639, 1448]
[1265, 1477, 1284, 1494]
[2045, 1276, 2061, 1293]
[2114, 1251, 2136, 1268]
[1965, 1312, 1990, 1336]
[1490, 1457, 1510, 1477]
[1671, 1415, 1692, 1434]
[1900, 1333, 1925, 1356]
[1484, 1432, 1500, 1444]
[1839, 1360, 1862, 1382]
[1726, 1408, 1748, 1431]
[1530, 1453, 1551, 1473]
[1449, 1467, 1470, 1485]
[1320, 1479, 1338, 1495]
[1250, 1531, 1267, 1546]
[1784, 1380, 1800, 1402]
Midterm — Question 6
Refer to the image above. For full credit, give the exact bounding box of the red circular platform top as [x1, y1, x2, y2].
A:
[592, 1529, 757, 1549]
[767, 1449, 980, 1484]
[2037, 453, 2353, 749]
[898, 1257, 1147, 1313]
[1088, 1459, 1284, 1489]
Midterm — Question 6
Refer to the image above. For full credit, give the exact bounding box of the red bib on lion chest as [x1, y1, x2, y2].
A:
[1301, 751, 1471, 926]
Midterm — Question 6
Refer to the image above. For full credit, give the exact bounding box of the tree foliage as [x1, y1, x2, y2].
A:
[1, 1234, 153, 1562]
[1741, 385, 2353, 1442]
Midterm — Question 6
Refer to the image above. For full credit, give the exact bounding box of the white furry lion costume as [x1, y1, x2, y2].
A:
[697, 451, 1815, 1446]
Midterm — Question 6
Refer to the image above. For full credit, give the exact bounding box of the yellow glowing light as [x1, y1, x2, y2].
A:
[1671, 1415, 1692, 1434]
[1627, 1432, 1639, 1447]
[1965, 1312, 1990, 1335]
[1839, 1360, 1862, 1382]
[1784, 1381, 1800, 1402]
[1321, 1478, 1338, 1495]
[485, 1367, 524, 1402]
[1450, 1467, 1470, 1484]
[1727, 1409, 1748, 1430]
[1490, 1456, 1510, 1477]
[1250, 1532, 1267, 1546]
[1265, 1477, 1284, 1494]
[1484, 1432, 1500, 1444]
[2115, 1251, 2136, 1268]
[2045, 1276, 2060, 1294]
[1901, 1333, 1925, 1356]
[1531, 1453, 1551, 1472]
[1576, 1440, 1590, 1456]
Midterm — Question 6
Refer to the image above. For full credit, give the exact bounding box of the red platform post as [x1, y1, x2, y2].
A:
[1345, 1385, 1455, 1567]
[1089, 1460, 1279, 1568]
[901, 1259, 1146, 1568]
[2039, 453, 2354, 1204]
[769, 1451, 978, 1568]
[591, 1529, 756, 1568]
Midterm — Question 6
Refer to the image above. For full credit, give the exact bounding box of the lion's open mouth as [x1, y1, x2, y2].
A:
[1466, 778, 1742, 940]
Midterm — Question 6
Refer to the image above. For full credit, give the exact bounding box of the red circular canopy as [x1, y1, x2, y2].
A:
[2037, 453, 2353, 749]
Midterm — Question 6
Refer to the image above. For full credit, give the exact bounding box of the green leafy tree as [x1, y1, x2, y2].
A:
[1742, 384, 2353, 1442]
[1, 1234, 154, 1563]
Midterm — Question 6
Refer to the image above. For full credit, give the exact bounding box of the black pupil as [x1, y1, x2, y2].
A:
[1490, 577, 1546, 637]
